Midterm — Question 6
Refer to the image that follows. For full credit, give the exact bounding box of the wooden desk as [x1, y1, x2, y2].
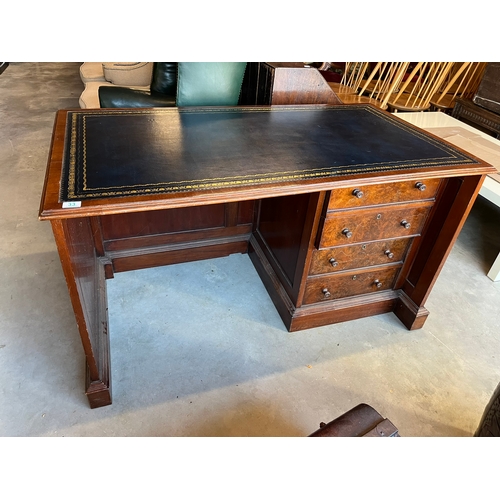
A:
[39, 105, 494, 408]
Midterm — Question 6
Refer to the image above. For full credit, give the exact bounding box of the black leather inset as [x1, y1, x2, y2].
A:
[60, 105, 479, 201]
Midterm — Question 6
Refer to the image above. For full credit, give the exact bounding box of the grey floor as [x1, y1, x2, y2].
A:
[1, 62, 500, 437]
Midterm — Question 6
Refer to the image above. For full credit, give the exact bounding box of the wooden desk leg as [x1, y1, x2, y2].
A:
[51, 218, 112, 408]
[395, 175, 486, 330]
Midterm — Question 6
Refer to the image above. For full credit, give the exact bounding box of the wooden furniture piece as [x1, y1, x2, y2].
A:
[452, 63, 500, 139]
[384, 62, 454, 112]
[396, 111, 500, 281]
[361, 62, 408, 94]
[239, 62, 341, 105]
[470, 62, 500, 115]
[333, 62, 392, 109]
[453, 97, 500, 138]
[329, 62, 370, 95]
[309, 403, 399, 437]
[39, 104, 493, 408]
[430, 62, 486, 112]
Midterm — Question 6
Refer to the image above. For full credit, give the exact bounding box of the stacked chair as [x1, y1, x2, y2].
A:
[328, 62, 487, 114]
[357, 62, 410, 108]
[430, 62, 487, 112]
[329, 62, 402, 109]
[328, 62, 371, 96]
[380, 62, 454, 112]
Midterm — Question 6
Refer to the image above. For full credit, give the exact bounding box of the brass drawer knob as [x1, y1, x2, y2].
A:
[342, 228, 353, 238]
[329, 257, 338, 267]
[384, 250, 394, 259]
[415, 182, 426, 191]
[322, 288, 331, 298]
[352, 189, 364, 198]
[400, 220, 411, 229]
[373, 279, 383, 288]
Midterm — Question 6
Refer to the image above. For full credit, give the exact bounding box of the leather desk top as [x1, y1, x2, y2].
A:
[59, 104, 479, 201]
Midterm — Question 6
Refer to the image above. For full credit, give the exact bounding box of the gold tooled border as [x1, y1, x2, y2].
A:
[61, 105, 478, 201]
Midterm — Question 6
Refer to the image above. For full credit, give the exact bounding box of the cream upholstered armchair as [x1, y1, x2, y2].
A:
[79, 62, 154, 108]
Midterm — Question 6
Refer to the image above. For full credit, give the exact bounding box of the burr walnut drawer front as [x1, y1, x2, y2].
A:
[318, 202, 433, 249]
[303, 266, 401, 304]
[327, 178, 441, 210]
[309, 238, 412, 275]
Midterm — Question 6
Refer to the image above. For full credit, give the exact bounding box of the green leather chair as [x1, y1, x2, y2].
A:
[98, 62, 247, 108]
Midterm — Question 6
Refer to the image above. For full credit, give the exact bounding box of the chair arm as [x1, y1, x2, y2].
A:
[98, 86, 176, 108]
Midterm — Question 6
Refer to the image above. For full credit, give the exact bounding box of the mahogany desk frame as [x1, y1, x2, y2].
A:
[39, 105, 494, 408]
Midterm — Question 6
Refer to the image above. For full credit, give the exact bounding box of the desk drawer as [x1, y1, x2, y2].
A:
[318, 203, 432, 248]
[309, 238, 412, 275]
[303, 266, 401, 304]
[327, 178, 441, 210]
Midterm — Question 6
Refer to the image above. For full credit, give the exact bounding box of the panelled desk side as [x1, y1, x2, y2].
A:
[39, 106, 495, 408]
[397, 111, 500, 281]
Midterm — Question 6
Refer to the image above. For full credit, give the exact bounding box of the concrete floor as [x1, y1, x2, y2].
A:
[1, 62, 500, 437]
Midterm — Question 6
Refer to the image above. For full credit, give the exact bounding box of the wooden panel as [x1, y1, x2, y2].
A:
[288, 293, 398, 332]
[60, 218, 100, 353]
[104, 224, 252, 253]
[100, 204, 226, 240]
[309, 238, 412, 275]
[111, 240, 249, 273]
[239, 63, 342, 105]
[237, 200, 255, 225]
[473, 62, 500, 115]
[327, 178, 441, 210]
[270, 65, 342, 105]
[51, 217, 111, 407]
[453, 97, 500, 138]
[318, 203, 433, 248]
[303, 266, 401, 304]
[239, 62, 273, 105]
[256, 193, 311, 286]
[100, 202, 254, 260]
[406, 178, 462, 289]
[395, 175, 486, 329]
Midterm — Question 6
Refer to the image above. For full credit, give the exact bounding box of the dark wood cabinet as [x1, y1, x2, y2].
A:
[452, 63, 500, 138]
